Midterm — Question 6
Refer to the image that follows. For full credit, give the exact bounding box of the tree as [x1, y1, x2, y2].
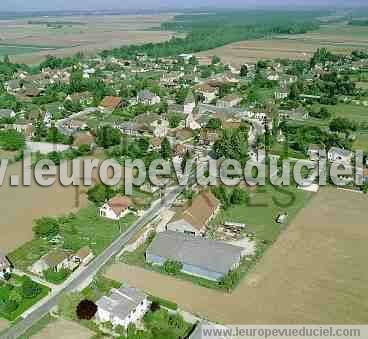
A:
[168, 113, 182, 128]
[9, 289, 22, 304]
[96, 126, 121, 148]
[3, 55, 10, 64]
[219, 269, 240, 291]
[230, 188, 248, 205]
[33, 217, 59, 239]
[33, 119, 47, 141]
[212, 186, 231, 210]
[240, 64, 248, 77]
[87, 184, 114, 204]
[76, 299, 98, 320]
[211, 55, 221, 65]
[21, 276, 41, 299]
[188, 56, 198, 65]
[288, 83, 300, 100]
[329, 117, 357, 134]
[163, 260, 182, 275]
[160, 137, 172, 160]
[181, 150, 192, 173]
[206, 118, 222, 129]
[0, 130, 25, 151]
[213, 129, 248, 162]
[175, 87, 189, 105]
[150, 301, 160, 312]
[69, 70, 84, 93]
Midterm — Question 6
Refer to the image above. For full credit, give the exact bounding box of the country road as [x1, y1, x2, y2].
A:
[1, 184, 183, 339]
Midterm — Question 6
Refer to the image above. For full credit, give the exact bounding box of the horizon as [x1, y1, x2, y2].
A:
[0, 0, 367, 13]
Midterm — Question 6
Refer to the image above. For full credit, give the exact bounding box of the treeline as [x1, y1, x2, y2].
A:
[348, 19, 368, 26]
[28, 20, 85, 26]
[101, 11, 321, 60]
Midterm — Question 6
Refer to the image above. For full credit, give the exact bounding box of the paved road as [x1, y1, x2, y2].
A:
[1, 185, 183, 339]
[56, 107, 97, 136]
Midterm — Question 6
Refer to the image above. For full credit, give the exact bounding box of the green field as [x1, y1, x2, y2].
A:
[8, 206, 138, 271]
[353, 132, 368, 152]
[0, 45, 55, 57]
[0, 275, 49, 321]
[213, 184, 311, 242]
[310, 103, 368, 124]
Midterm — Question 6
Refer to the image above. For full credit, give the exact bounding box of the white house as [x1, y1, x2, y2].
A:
[96, 287, 150, 329]
[216, 94, 242, 108]
[0, 252, 12, 279]
[0, 109, 16, 119]
[308, 144, 326, 162]
[99, 196, 132, 220]
[71, 246, 94, 267]
[194, 84, 218, 104]
[43, 111, 53, 127]
[31, 250, 70, 276]
[137, 90, 161, 106]
[184, 92, 196, 115]
[185, 112, 201, 130]
[151, 119, 169, 138]
[328, 147, 353, 164]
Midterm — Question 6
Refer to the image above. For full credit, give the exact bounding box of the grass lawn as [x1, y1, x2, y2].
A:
[311, 103, 368, 124]
[213, 183, 311, 243]
[81, 275, 121, 302]
[8, 206, 138, 272]
[0, 45, 53, 57]
[8, 238, 50, 272]
[59, 207, 138, 255]
[0, 275, 49, 321]
[353, 132, 368, 152]
[271, 142, 307, 159]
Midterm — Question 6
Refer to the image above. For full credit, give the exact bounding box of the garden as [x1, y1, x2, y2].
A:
[0, 275, 49, 321]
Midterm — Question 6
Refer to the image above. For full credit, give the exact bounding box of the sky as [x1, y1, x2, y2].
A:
[0, 0, 366, 12]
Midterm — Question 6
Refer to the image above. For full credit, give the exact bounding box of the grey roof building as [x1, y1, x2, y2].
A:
[0, 109, 16, 119]
[146, 231, 244, 281]
[96, 286, 149, 328]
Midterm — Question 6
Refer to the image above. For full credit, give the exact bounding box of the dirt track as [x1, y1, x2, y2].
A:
[106, 187, 368, 324]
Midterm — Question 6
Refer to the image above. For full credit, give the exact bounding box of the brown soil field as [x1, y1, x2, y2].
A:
[0, 161, 88, 253]
[196, 23, 368, 66]
[0, 319, 10, 334]
[106, 187, 368, 324]
[1, 14, 175, 64]
[32, 319, 94, 339]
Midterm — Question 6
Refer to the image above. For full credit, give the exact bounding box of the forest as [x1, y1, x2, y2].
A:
[100, 10, 324, 60]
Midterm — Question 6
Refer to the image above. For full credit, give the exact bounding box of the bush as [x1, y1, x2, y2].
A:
[230, 188, 249, 205]
[87, 184, 114, 204]
[150, 301, 160, 312]
[219, 269, 241, 291]
[78, 144, 91, 154]
[44, 268, 69, 284]
[21, 277, 41, 299]
[76, 299, 98, 320]
[33, 217, 60, 239]
[163, 260, 182, 275]
[148, 296, 178, 311]
[2, 300, 18, 314]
